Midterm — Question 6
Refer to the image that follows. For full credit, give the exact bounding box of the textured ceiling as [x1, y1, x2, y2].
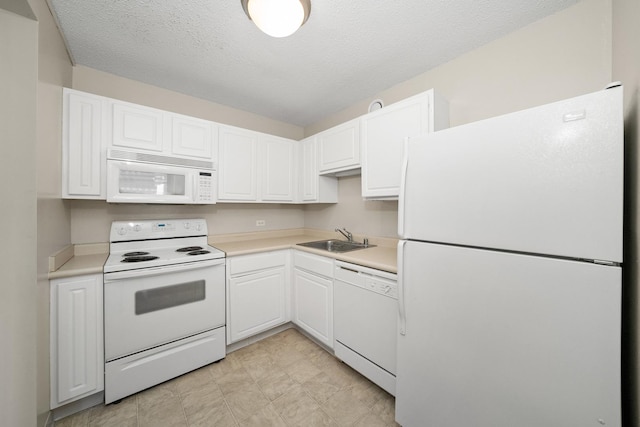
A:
[48, 0, 580, 127]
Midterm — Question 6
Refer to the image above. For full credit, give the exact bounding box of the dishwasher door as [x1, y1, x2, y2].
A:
[334, 262, 398, 377]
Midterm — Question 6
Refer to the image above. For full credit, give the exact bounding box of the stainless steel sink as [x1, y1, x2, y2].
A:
[296, 239, 375, 253]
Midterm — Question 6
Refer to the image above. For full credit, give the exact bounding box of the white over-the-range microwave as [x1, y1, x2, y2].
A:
[106, 149, 216, 204]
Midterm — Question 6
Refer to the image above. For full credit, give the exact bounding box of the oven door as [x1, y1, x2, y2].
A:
[104, 258, 225, 361]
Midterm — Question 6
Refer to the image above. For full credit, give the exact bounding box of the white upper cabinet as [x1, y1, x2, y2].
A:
[169, 113, 217, 162]
[63, 89, 106, 199]
[218, 125, 259, 201]
[109, 100, 218, 166]
[261, 135, 295, 202]
[317, 118, 360, 175]
[63, 89, 222, 201]
[299, 136, 317, 202]
[297, 136, 338, 203]
[361, 90, 449, 200]
[110, 100, 165, 152]
[218, 125, 296, 203]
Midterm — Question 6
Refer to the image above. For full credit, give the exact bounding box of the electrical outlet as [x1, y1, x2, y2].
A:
[256, 220, 266, 227]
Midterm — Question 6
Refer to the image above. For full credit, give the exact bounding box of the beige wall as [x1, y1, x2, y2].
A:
[0, 5, 38, 426]
[68, 200, 305, 244]
[303, 0, 613, 238]
[30, 0, 74, 424]
[612, 0, 640, 424]
[307, 0, 612, 135]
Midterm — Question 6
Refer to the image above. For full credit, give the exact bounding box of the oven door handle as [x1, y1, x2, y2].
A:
[104, 258, 225, 281]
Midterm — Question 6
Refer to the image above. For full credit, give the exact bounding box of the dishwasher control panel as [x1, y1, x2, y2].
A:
[334, 261, 398, 299]
[365, 278, 398, 298]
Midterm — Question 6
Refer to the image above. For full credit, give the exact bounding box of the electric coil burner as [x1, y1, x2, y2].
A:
[177, 246, 204, 252]
[120, 255, 159, 262]
[103, 219, 226, 404]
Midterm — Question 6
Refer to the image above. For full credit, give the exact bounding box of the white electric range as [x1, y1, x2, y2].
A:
[103, 219, 226, 404]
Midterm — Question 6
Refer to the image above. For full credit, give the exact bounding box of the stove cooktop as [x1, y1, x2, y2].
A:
[104, 219, 226, 273]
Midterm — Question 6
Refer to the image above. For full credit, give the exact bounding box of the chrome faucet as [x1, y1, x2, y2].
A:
[335, 227, 353, 242]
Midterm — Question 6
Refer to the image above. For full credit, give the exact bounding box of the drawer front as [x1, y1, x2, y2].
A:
[294, 250, 334, 277]
[229, 251, 288, 276]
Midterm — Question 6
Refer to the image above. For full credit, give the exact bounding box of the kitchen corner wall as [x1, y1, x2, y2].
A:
[31, 0, 74, 425]
[303, 0, 613, 239]
[304, 175, 399, 238]
[0, 3, 38, 427]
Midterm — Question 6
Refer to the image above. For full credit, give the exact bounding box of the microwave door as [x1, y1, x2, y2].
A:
[107, 160, 194, 204]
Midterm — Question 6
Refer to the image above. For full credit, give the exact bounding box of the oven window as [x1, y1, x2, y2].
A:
[135, 280, 205, 315]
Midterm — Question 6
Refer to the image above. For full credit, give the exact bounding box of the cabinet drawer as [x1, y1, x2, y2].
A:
[294, 250, 334, 277]
[229, 251, 288, 276]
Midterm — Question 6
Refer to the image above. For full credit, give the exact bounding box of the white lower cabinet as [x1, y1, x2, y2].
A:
[292, 251, 334, 348]
[227, 251, 290, 343]
[50, 273, 104, 409]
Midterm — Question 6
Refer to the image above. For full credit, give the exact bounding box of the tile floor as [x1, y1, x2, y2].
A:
[55, 328, 399, 427]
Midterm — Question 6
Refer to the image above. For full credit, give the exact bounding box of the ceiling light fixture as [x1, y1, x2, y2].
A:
[241, 0, 311, 38]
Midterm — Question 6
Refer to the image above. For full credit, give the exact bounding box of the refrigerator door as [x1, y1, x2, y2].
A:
[399, 87, 623, 263]
[396, 241, 621, 427]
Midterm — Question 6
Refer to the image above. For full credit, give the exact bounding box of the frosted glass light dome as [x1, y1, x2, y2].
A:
[241, 0, 311, 38]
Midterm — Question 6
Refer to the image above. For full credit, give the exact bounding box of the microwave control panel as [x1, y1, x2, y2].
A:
[196, 171, 214, 203]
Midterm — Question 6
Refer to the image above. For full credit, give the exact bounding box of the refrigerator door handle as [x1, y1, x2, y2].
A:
[398, 240, 407, 336]
[398, 137, 409, 238]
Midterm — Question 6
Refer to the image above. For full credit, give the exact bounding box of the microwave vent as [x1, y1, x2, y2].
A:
[108, 149, 215, 170]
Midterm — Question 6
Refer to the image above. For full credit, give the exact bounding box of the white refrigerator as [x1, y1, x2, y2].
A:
[396, 86, 623, 427]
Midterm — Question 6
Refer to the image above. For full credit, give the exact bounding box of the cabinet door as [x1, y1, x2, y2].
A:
[218, 126, 259, 201]
[228, 267, 288, 343]
[63, 89, 105, 198]
[299, 137, 317, 202]
[111, 101, 164, 152]
[51, 274, 104, 408]
[318, 118, 360, 174]
[261, 135, 295, 202]
[293, 268, 333, 348]
[170, 113, 216, 161]
[361, 92, 431, 199]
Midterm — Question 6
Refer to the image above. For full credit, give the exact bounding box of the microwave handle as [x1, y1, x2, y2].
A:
[192, 174, 197, 203]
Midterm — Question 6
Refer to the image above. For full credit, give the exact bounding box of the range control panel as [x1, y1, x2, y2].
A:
[110, 219, 207, 242]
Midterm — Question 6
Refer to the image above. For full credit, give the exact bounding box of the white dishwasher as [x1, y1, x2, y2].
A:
[333, 260, 398, 395]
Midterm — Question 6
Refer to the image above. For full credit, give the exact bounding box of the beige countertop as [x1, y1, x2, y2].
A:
[48, 229, 398, 279]
[209, 229, 398, 273]
[48, 243, 109, 280]
[211, 233, 398, 274]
